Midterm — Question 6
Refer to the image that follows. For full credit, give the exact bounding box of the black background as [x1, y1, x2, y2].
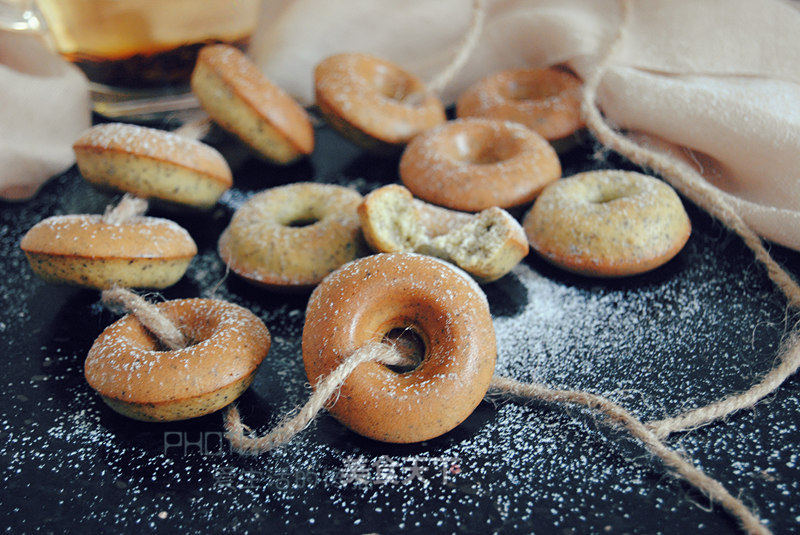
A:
[1, 119, 799, 534]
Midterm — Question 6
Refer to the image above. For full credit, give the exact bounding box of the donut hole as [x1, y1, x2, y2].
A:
[502, 78, 562, 102]
[285, 217, 320, 228]
[448, 130, 521, 165]
[276, 205, 323, 228]
[372, 66, 425, 105]
[589, 184, 635, 205]
[381, 326, 427, 373]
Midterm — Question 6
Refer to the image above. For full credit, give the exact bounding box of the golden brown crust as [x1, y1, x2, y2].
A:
[302, 253, 496, 443]
[457, 67, 584, 142]
[314, 53, 446, 151]
[193, 45, 314, 159]
[73, 123, 232, 187]
[86, 298, 270, 421]
[21, 214, 197, 259]
[400, 118, 562, 212]
[20, 214, 197, 289]
[218, 183, 367, 290]
[523, 170, 692, 277]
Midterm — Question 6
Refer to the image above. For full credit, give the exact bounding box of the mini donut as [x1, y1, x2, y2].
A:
[523, 170, 691, 277]
[400, 118, 561, 212]
[20, 214, 197, 289]
[359, 184, 528, 282]
[192, 44, 314, 165]
[314, 53, 446, 154]
[302, 253, 496, 443]
[457, 67, 584, 151]
[85, 298, 270, 421]
[73, 123, 232, 209]
[219, 182, 367, 290]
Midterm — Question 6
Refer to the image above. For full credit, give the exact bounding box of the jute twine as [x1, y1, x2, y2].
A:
[102, 194, 147, 225]
[580, 0, 800, 441]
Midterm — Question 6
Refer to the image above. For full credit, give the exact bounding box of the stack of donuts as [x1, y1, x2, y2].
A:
[19, 45, 691, 444]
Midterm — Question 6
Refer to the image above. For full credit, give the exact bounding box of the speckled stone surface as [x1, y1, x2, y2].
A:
[1, 122, 799, 534]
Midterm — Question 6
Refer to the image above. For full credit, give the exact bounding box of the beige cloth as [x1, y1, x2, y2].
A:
[0, 31, 90, 200]
[2, 0, 799, 252]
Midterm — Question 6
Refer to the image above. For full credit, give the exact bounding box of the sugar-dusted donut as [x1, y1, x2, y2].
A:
[314, 53, 446, 154]
[302, 253, 496, 443]
[457, 67, 584, 151]
[218, 182, 367, 290]
[400, 118, 561, 212]
[73, 123, 233, 209]
[359, 184, 528, 282]
[524, 170, 691, 277]
[20, 214, 197, 289]
[192, 44, 314, 165]
[86, 298, 270, 421]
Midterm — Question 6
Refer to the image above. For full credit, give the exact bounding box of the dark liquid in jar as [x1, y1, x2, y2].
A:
[65, 36, 250, 89]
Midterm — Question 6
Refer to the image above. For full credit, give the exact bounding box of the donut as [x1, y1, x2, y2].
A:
[218, 182, 367, 290]
[192, 44, 314, 165]
[314, 53, 446, 154]
[457, 67, 584, 151]
[85, 298, 270, 421]
[302, 253, 496, 443]
[400, 118, 562, 212]
[523, 170, 692, 277]
[73, 123, 233, 209]
[20, 214, 197, 289]
[359, 184, 528, 282]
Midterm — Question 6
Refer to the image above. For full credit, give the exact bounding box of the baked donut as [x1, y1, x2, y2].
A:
[302, 253, 496, 443]
[457, 67, 584, 151]
[314, 53, 446, 154]
[359, 184, 528, 282]
[192, 44, 314, 165]
[20, 214, 197, 289]
[86, 298, 270, 421]
[400, 118, 561, 212]
[73, 123, 232, 209]
[523, 170, 691, 277]
[219, 182, 367, 290]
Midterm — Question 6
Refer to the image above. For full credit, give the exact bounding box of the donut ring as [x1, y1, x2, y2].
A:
[20, 214, 197, 289]
[457, 67, 584, 150]
[73, 123, 232, 209]
[192, 45, 314, 165]
[218, 183, 367, 290]
[523, 170, 692, 277]
[86, 298, 271, 422]
[400, 118, 562, 212]
[314, 53, 446, 154]
[302, 253, 496, 443]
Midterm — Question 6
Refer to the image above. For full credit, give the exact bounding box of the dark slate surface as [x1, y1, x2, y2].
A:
[1, 122, 799, 534]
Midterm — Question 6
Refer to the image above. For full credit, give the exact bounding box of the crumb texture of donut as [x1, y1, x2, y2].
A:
[219, 182, 368, 290]
[20, 214, 197, 289]
[457, 67, 584, 144]
[359, 185, 528, 282]
[314, 53, 445, 152]
[73, 122, 232, 208]
[400, 118, 561, 211]
[85, 298, 270, 422]
[302, 253, 496, 443]
[523, 170, 692, 277]
[192, 44, 314, 164]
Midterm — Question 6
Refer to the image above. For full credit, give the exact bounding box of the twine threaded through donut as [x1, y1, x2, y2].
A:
[224, 341, 409, 454]
[223, 341, 769, 534]
[579, 0, 800, 439]
[102, 194, 148, 225]
[100, 287, 188, 350]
